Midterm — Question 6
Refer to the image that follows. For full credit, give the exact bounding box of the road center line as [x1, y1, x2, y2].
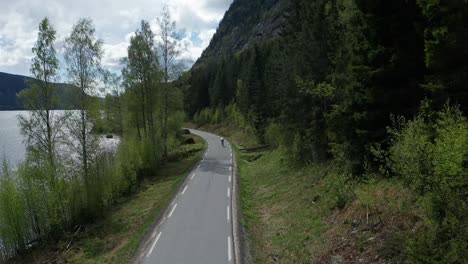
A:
[147, 232, 162, 257]
[181, 185, 188, 195]
[227, 205, 230, 221]
[168, 203, 178, 218]
[228, 236, 233, 261]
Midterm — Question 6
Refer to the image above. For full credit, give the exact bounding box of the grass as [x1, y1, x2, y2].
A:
[8, 133, 206, 264]
[239, 149, 422, 264]
[193, 122, 421, 263]
[239, 150, 334, 263]
[184, 123, 422, 263]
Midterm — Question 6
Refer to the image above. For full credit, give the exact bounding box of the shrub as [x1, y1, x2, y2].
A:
[388, 103, 467, 263]
[0, 160, 28, 253]
[264, 122, 286, 148]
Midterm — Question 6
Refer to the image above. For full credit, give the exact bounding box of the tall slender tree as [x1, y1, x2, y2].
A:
[18, 17, 60, 173]
[122, 20, 160, 149]
[64, 18, 102, 214]
[157, 5, 186, 158]
[18, 17, 68, 235]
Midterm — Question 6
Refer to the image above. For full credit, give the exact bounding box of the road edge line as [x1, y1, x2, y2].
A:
[231, 143, 242, 264]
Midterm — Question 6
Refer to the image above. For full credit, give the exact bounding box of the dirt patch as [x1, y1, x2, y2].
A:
[318, 182, 422, 263]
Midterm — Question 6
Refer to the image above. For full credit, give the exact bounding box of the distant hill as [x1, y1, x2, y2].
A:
[0, 72, 89, 110]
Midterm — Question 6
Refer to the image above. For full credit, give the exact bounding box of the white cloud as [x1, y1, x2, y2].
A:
[0, 0, 233, 76]
[102, 42, 127, 68]
[0, 11, 37, 68]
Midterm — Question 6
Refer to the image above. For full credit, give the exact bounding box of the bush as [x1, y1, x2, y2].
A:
[388, 102, 467, 263]
[264, 122, 286, 148]
[0, 160, 28, 255]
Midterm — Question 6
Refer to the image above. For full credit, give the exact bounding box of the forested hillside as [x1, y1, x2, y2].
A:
[186, 0, 467, 166]
[184, 0, 467, 262]
[0, 72, 85, 110]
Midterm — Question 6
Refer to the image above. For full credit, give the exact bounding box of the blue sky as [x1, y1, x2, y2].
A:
[0, 0, 233, 77]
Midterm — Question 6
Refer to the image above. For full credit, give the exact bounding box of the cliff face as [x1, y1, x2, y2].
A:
[194, 0, 288, 66]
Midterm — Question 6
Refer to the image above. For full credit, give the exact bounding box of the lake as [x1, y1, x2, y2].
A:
[0, 110, 119, 169]
[0, 111, 26, 168]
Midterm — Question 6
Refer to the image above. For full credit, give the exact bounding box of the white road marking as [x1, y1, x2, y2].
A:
[229, 166, 232, 172]
[191, 173, 195, 180]
[147, 232, 162, 257]
[182, 185, 188, 195]
[168, 204, 178, 218]
[197, 164, 200, 169]
[227, 187, 231, 198]
[228, 236, 233, 261]
[227, 205, 230, 221]
[229, 175, 232, 182]
[230, 153, 232, 158]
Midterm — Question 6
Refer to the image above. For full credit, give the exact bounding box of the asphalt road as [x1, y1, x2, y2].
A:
[141, 129, 234, 264]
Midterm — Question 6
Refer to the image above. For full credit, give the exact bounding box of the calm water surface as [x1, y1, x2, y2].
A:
[0, 110, 119, 169]
[0, 111, 26, 167]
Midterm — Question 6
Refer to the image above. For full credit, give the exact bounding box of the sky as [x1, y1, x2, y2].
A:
[0, 0, 234, 77]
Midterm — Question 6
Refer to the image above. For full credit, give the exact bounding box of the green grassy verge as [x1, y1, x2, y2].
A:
[192, 123, 422, 263]
[239, 150, 335, 263]
[8, 134, 206, 264]
[239, 150, 421, 263]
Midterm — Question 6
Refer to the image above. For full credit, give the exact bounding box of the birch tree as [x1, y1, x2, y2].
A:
[17, 17, 67, 235]
[157, 5, 186, 158]
[64, 18, 102, 214]
[18, 17, 60, 174]
[122, 20, 161, 154]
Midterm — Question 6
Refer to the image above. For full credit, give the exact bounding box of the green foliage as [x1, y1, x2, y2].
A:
[417, 0, 468, 110]
[263, 122, 286, 149]
[0, 160, 28, 253]
[389, 103, 467, 198]
[1, 14, 187, 261]
[192, 103, 257, 139]
[389, 103, 467, 262]
[183, 0, 468, 261]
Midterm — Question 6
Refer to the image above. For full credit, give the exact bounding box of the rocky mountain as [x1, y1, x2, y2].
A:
[194, 0, 288, 66]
